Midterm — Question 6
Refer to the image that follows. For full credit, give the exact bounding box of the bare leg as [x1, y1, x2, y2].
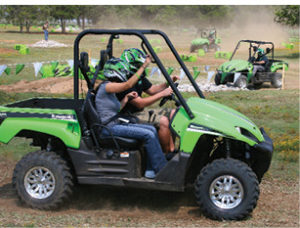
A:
[158, 109, 175, 153]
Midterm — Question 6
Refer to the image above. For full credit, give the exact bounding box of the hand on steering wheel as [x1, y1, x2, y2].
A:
[159, 83, 179, 107]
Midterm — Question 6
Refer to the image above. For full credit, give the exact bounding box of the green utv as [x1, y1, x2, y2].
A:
[190, 28, 221, 53]
[215, 40, 288, 89]
[0, 30, 273, 220]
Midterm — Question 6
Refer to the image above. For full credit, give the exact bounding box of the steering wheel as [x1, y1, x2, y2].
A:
[141, 41, 156, 64]
[159, 83, 179, 107]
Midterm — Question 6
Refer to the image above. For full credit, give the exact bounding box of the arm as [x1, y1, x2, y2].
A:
[145, 75, 180, 95]
[105, 57, 151, 94]
[120, 92, 138, 110]
[129, 87, 173, 109]
[254, 60, 266, 65]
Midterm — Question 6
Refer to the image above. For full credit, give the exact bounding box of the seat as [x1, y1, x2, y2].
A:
[83, 93, 140, 150]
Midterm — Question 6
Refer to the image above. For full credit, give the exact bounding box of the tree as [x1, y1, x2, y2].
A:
[3, 6, 27, 32]
[275, 5, 299, 27]
[1, 6, 50, 32]
[50, 6, 77, 33]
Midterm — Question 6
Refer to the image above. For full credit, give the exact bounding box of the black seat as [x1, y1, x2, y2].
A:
[83, 93, 140, 150]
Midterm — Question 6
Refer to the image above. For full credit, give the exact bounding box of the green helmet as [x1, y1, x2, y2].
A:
[120, 48, 146, 72]
[103, 58, 130, 82]
[257, 48, 264, 55]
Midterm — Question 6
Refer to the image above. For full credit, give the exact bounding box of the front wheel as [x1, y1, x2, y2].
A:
[12, 151, 74, 210]
[234, 75, 248, 88]
[214, 73, 222, 85]
[194, 159, 259, 220]
[202, 44, 209, 53]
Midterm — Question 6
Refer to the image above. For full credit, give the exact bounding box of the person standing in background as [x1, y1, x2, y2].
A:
[43, 21, 49, 41]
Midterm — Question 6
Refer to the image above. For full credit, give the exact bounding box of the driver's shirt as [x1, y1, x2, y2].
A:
[116, 77, 152, 114]
[255, 55, 269, 67]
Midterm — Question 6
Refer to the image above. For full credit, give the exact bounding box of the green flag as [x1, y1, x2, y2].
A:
[193, 67, 200, 80]
[145, 68, 150, 77]
[4, 67, 11, 75]
[167, 67, 174, 75]
[51, 61, 59, 71]
[16, 64, 25, 75]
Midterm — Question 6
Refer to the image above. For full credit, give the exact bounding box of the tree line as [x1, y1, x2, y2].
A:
[0, 5, 298, 33]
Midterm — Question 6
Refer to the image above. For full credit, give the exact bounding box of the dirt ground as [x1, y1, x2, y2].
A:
[0, 159, 298, 227]
[0, 67, 298, 94]
[0, 77, 87, 94]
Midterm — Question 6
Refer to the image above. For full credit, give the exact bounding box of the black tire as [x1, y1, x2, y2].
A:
[214, 73, 222, 85]
[190, 44, 197, 53]
[271, 72, 282, 88]
[234, 75, 248, 88]
[194, 158, 259, 220]
[12, 151, 73, 210]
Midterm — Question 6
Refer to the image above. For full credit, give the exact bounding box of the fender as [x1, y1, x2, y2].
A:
[0, 107, 81, 149]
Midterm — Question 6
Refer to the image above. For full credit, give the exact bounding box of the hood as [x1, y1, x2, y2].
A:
[191, 38, 209, 46]
[218, 59, 253, 73]
[186, 97, 264, 145]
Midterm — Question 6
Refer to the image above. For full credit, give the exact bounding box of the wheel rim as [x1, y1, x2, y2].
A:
[209, 175, 244, 209]
[24, 166, 55, 199]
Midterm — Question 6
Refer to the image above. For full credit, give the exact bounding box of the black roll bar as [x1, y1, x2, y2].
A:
[230, 40, 275, 61]
[74, 29, 203, 119]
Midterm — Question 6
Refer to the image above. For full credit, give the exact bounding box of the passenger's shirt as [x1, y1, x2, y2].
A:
[95, 81, 120, 126]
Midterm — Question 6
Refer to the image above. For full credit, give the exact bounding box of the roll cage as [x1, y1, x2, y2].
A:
[73, 29, 206, 120]
[230, 40, 275, 61]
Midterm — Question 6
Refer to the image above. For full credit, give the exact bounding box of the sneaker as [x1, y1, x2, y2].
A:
[144, 170, 156, 179]
[166, 150, 177, 160]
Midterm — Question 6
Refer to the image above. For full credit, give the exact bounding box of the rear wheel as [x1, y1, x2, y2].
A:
[234, 75, 248, 88]
[271, 73, 282, 88]
[13, 151, 73, 210]
[194, 159, 259, 220]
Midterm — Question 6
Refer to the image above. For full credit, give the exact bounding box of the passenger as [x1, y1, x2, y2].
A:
[95, 57, 167, 179]
[118, 48, 178, 155]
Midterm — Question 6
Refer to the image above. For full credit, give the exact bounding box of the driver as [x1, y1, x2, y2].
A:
[117, 48, 179, 155]
[252, 48, 269, 77]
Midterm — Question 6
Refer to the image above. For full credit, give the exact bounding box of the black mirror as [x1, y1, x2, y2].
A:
[266, 48, 271, 54]
[80, 52, 90, 72]
[253, 46, 258, 52]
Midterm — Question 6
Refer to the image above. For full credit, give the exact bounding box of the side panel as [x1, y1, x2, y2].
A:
[0, 118, 81, 148]
[171, 107, 202, 153]
[0, 107, 81, 149]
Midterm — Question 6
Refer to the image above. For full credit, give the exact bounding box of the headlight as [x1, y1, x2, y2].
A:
[236, 126, 258, 143]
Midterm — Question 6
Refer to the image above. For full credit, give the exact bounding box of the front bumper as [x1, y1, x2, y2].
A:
[252, 127, 274, 181]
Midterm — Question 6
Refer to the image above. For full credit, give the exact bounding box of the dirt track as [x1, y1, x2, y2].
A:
[0, 159, 298, 227]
